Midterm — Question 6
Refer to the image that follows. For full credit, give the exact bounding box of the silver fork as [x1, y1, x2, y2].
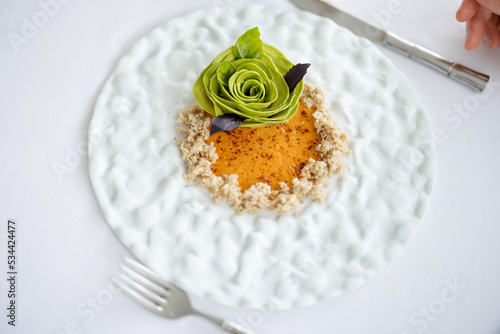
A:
[112, 257, 256, 334]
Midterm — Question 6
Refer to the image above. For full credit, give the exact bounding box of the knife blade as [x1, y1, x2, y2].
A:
[290, 0, 490, 92]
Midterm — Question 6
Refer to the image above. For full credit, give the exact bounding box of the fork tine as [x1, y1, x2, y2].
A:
[124, 257, 177, 290]
[116, 271, 167, 305]
[121, 264, 169, 298]
[112, 276, 163, 314]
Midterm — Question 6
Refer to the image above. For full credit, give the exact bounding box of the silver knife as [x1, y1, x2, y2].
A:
[290, 0, 490, 92]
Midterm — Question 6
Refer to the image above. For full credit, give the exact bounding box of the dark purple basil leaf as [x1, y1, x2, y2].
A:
[210, 114, 246, 136]
[284, 63, 311, 93]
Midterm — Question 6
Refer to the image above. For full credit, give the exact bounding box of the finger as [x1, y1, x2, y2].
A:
[475, 0, 500, 16]
[465, 7, 492, 50]
[483, 15, 500, 48]
[457, 0, 480, 22]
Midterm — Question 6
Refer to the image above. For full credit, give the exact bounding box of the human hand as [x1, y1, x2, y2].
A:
[456, 0, 500, 50]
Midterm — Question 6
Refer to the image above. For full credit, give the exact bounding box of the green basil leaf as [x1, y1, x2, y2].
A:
[217, 61, 236, 86]
[234, 27, 263, 60]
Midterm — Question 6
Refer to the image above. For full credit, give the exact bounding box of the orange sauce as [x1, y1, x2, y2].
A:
[206, 101, 322, 191]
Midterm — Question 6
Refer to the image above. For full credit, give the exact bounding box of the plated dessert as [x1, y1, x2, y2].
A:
[88, 4, 435, 309]
[177, 28, 349, 214]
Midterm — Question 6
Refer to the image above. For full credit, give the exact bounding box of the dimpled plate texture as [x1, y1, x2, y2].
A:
[88, 4, 436, 309]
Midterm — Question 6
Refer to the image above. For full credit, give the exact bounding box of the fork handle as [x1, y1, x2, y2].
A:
[221, 321, 256, 334]
[191, 309, 256, 334]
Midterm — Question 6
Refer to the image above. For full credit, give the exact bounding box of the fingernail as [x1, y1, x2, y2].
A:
[484, 30, 493, 47]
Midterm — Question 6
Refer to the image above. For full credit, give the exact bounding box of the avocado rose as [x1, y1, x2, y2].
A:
[193, 27, 309, 130]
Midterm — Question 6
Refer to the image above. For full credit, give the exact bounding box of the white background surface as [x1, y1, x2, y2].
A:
[1, 0, 499, 333]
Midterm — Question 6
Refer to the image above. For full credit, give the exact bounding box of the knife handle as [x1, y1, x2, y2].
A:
[384, 32, 490, 92]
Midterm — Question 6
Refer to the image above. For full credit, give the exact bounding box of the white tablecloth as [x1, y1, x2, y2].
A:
[1, 0, 499, 333]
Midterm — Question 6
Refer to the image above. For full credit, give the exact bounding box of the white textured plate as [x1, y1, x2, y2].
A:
[89, 4, 435, 309]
